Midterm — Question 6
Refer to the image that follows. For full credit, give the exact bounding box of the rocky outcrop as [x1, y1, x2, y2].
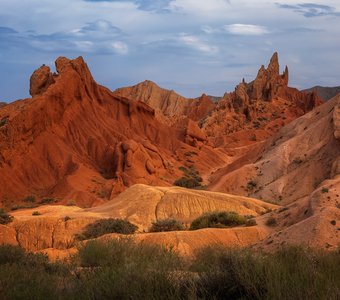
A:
[202, 52, 322, 146]
[333, 97, 340, 139]
[29, 65, 55, 96]
[0, 56, 228, 207]
[0, 102, 7, 109]
[0, 185, 277, 253]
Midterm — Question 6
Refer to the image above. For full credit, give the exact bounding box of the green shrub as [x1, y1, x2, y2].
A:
[0, 208, 13, 224]
[321, 187, 329, 193]
[76, 218, 138, 240]
[190, 211, 246, 230]
[32, 211, 41, 216]
[0, 245, 25, 264]
[149, 219, 184, 232]
[174, 166, 203, 189]
[191, 246, 340, 300]
[0, 243, 339, 299]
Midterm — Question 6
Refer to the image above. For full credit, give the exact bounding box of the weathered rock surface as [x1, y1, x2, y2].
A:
[0, 185, 277, 254]
[29, 65, 55, 96]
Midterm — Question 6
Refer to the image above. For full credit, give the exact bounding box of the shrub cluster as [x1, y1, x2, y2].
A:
[76, 218, 138, 240]
[190, 211, 246, 230]
[0, 208, 13, 225]
[174, 166, 203, 189]
[0, 242, 339, 299]
[149, 219, 184, 232]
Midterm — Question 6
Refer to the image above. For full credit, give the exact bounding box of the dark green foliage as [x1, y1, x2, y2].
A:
[190, 211, 246, 230]
[75, 239, 188, 299]
[149, 219, 185, 232]
[76, 218, 138, 240]
[321, 187, 329, 193]
[174, 166, 203, 189]
[0, 208, 13, 224]
[0, 243, 339, 299]
[0, 118, 8, 127]
[23, 195, 36, 203]
[191, 246, 340, 300]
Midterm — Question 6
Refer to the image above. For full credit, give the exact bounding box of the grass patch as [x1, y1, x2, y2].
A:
[0, 243, 339, 299]
[190, 211, 246, 230]
[149, 219, 185, 232]
[76, 218, 138, 240]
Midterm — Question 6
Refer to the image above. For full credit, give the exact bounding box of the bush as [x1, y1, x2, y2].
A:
[191, 246, 340, 300]
[149, 219, 184, 232]
[266, 217, 277, 227]
[23, 196, 36, 203]
[39, 198, 56, 205]
[321, 187, 329, 193]
[174, 166, 203, 189]
[32, 211, 41, 216]
[76, 218, 138, 240]
[190, 211, 246, 230]
[0, 243, 339, 299]
[0, 208, 13, 224]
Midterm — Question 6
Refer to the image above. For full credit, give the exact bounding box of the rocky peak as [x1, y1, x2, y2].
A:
[29, 65, 55, 97]
[267, 52, 279, 76]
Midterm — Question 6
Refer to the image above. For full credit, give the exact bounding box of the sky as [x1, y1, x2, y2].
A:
[0, 0, 340, 102]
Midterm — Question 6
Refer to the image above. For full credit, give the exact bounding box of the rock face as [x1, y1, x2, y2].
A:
[0, 53, 322, 208]
[202, 52, 322, 146]
[0, 56, 227, 207]
[209, 95, 340, 251]
[29, 65, 55, 96]
[0, 102, 6, 108]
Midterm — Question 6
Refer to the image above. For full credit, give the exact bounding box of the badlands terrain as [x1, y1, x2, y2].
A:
[0, 53, 339, 258]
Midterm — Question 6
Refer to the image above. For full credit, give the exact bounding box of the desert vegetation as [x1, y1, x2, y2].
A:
[174, 166, 204, 189]
[0, 209, 13, 224]
[190, 211, 246, 230]
[149, 219, 185, 232]
[75, 218, 138, 240]
[0, 242, 339, 299]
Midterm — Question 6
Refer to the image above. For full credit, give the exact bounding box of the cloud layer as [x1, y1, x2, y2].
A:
[0, 0, 339, 101]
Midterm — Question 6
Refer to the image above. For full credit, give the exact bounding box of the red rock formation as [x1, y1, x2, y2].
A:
[202, 52, 322, 146]
[0, 56, 229, 207]
[29, 65, 55, 96]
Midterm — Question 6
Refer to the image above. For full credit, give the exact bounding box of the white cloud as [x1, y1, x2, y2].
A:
[178, 34, 219, 54]
[224, 24, 269, 35]
[111, 41, 129, 55]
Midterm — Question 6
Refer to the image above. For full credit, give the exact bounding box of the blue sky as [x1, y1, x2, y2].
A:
[0, 0, 340, 101]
